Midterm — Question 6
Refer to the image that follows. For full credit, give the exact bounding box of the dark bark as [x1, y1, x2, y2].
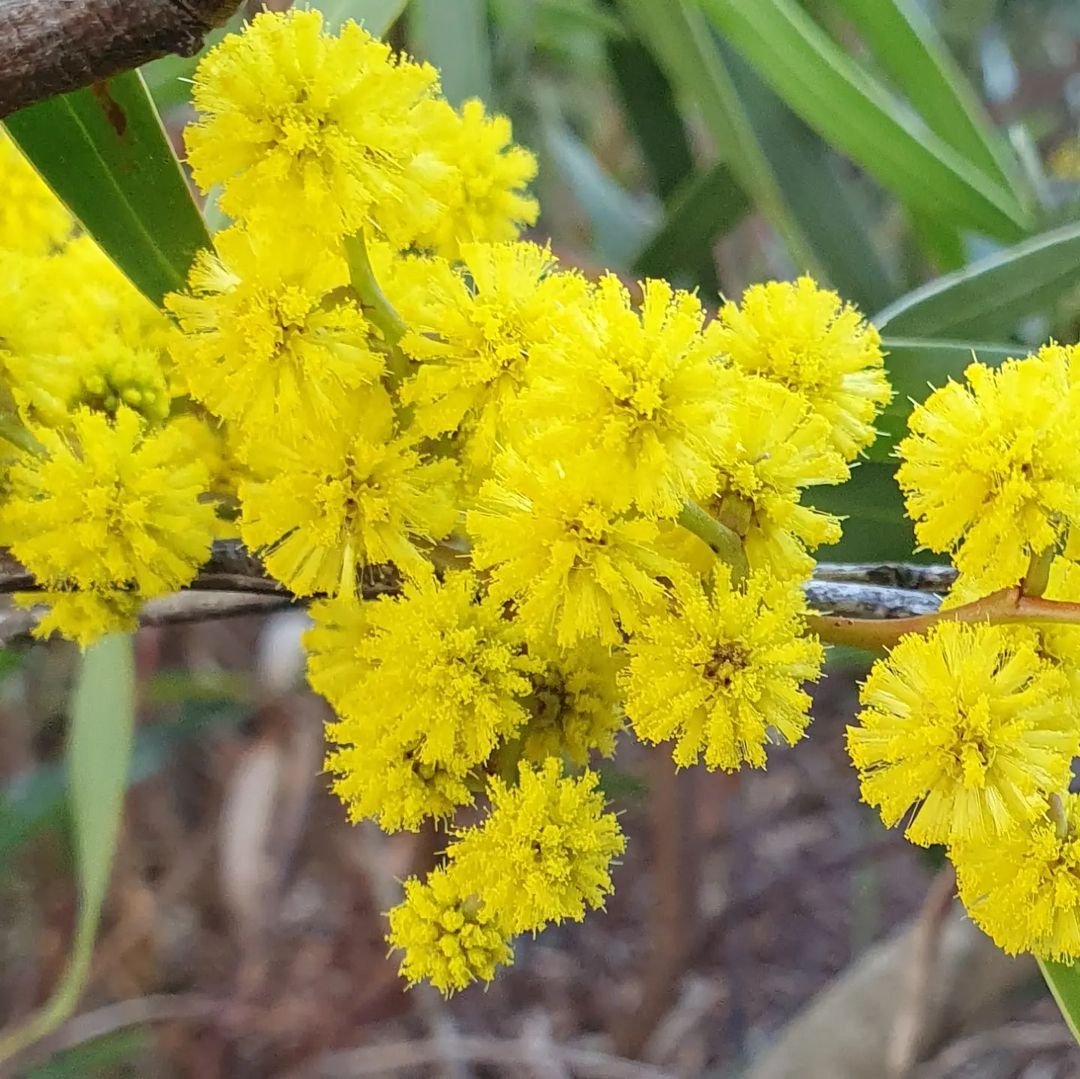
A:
[0, 0, 242, 118]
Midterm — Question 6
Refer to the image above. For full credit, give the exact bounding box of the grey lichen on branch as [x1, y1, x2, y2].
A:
[0, 0, 242, 118]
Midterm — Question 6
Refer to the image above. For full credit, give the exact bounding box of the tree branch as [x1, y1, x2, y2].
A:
[0, 0, 242, 118]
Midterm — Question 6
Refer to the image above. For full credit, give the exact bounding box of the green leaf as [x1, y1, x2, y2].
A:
[1039, 959, 1080, 1046]
[870, 336, 1017, 459]
[826, 0, 1026, 203]
[0, 637, 135, 1067]
[719, 40, 898, 312]
[633, 163, 748, 291]
[4, 73, 209, 306]
[875, 220, 1080, 338]
[697, 0, 1031, 241]
[618, 0, 822, 275]
[808, 462, 917, 563]
[318, 0, 412, 35]
[409, 0, 493, 106]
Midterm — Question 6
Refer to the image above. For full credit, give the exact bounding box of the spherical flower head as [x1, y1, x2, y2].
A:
[897, 350, 1080, 594]
[19, 588, 143, 648]
[240, 390, 459, 594]
[953, 795, 1080, 961]
[847, 621, 1077, 847]
[0, 408, 217, 642]
[447, 759, 625, 935]
[166, 225, 383, 449]
[388, 866, 514, 995]
[309, 572, 541, 774]
[708, 372, 847, 580]
[466, 453, 679, 648]
[185, 10, 443, 238]
[521, 638, 624, 766]
[391, 241, 590, 475]
[326, 737, 476, 831]
[622, 566, 823, 770]
[0, 131, 73, 255]
[411, 98, 539, 259]
[715, 277, 889, 460]
[523, 276, 730, 516]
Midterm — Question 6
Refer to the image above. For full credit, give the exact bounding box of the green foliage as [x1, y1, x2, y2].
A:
[0, 637, 135, 1066]
[4, 73, 209, 305]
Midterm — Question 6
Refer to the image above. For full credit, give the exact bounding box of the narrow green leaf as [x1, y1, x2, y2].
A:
[409, 0, 493, 106]
[318, 0, 412, 35]
[0, 637, 135, 1067]
[875, 220, 1080, 338]
[697, 0, 1031, 241]
[4, 73, 209, 306]
[1039, 959, 1080, 1046]
[633, 164, 748, 291]
[827, 0, 1027, 204]
[870, 336, 1017, 459]
[618, 0, 823, 275]
[719, 40, 898, 312]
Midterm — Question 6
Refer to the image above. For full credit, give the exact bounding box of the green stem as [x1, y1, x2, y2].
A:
[343, 231, 410, 387]
[677, 501, 749, 584]
[1022, 546, 1055, 599]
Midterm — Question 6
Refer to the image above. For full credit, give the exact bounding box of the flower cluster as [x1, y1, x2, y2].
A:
[0, 12, 895, 993]
[846, 341, 1080, 962]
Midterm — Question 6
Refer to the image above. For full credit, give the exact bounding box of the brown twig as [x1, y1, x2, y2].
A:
[0, 0, 242, 118]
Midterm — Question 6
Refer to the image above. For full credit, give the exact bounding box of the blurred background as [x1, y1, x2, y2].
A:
[6, 0, 1080, 1075]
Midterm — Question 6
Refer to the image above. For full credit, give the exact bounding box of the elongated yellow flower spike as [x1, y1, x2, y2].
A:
[848, 622, 1077, 847]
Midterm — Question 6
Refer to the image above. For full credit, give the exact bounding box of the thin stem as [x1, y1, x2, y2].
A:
[1049, 793, 1070, 840]
[343, 231, 410, 387]
[1022, 547, 1055, 598]
[677, 501, 749, 584]
[808, 586, 1080, 651]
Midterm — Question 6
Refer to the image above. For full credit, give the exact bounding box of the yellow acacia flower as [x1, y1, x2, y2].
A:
[622, 567, 822, 770]
[707, 373, 847, 580]
[413, 98, 539, 258]
[167, 226, 383, 448]
[309, 572, 540, 774]
[953, 795, 1080, 961]
[447, 759, 625, 935]
[521, 638, 624, 766]
[466, 453, 678, 647]
[715, 277, 890, 460]
[21, 589, 144, 649]
[186, 10, 443, 239]
[326, 737, 477, 831]
[7, 339, 171, 430]
[240, 390, 459, 594]
[388, 867, 513, 995]
[389, 241, 590, 474]
[0, 408, 216, 643]
[0, 131, 73, 256]
[847, 621, 1076, 847]
[523, 276, 729, 516]
[898, 350, 1080, 594]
